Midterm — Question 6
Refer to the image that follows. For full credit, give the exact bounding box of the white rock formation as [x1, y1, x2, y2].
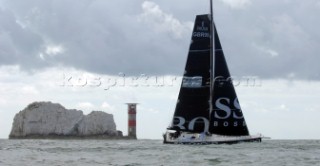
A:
[9, 102, 122, 138]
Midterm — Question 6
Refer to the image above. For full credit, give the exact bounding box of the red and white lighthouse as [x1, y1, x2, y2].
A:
[127, 103, 137, 139]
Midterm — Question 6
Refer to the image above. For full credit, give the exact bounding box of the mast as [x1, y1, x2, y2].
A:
[208, 0, 214, 132]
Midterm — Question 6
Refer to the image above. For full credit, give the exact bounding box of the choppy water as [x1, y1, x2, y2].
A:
[0, 139, 319, 166]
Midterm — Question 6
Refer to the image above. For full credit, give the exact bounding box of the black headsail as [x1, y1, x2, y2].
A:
[209, 25, 250, 136]
[168, 15, 211, 133]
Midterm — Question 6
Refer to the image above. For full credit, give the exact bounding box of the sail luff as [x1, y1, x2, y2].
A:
[208, 0, 214, 133]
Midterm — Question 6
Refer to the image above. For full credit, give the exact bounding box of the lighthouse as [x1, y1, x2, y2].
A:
[126, 103, 137, 139]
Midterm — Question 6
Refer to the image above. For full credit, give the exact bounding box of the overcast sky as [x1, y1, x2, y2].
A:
[1, 0, 319, 78]
[1, 0, 320, 139]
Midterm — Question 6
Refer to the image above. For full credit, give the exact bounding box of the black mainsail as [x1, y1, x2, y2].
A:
[210, 25, 249, 136]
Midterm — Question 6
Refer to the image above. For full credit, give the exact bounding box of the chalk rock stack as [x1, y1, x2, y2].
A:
[9, 102, 122, 139]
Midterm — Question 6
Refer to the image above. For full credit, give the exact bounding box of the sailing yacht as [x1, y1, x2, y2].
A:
[163, 1, 262, 144]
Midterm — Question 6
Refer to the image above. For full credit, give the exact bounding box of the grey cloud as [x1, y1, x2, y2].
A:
[0, 8, 43, 67]
[1, 0, 192, 75]
[213, 0, 320, 79]
[0, 0, 319, 79]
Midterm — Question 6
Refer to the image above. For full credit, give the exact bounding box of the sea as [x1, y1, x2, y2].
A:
[0, 139, 319, 166]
